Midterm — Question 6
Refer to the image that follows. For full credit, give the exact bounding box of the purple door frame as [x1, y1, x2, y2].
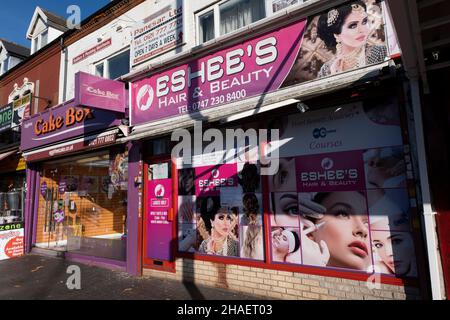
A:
[126, 141, 142, 276]
[24, 164, 40, 253]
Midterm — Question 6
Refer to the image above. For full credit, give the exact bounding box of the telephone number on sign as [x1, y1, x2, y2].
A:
[210, 90, 247, 106]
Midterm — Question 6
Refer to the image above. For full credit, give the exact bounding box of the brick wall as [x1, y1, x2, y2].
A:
[143, 258, 422, 300]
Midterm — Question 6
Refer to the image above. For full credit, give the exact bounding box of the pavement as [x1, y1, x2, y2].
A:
[0, 254, 262, 300]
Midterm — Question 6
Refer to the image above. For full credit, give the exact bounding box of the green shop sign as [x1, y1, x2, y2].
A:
[0, 103, 13, 133]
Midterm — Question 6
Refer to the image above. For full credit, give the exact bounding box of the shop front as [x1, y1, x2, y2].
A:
[0, 99, 27, 261]
[21, 72, 130, 268]
[0, 150, 26, 261]
[125, 1, 428, 299]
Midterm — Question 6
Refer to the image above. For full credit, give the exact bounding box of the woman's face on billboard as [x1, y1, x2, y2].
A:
[372, 231, 415, 276]
[272, 228, 289, 254]
[211, 208, 235, 238]
[273, 193, 299, 227]
[312, 191, 371, 270]
[271, 158, 296, 191]
[338, 10, 371, 49]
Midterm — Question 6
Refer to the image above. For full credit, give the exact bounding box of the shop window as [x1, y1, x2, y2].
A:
[176, 96, 419, 281]
[35, 149, 128, 261]
[94, 49, 130, 80]
[196, 0, 266, 44]
[178, 161, 265, 260]
[0, 172, 26, 226]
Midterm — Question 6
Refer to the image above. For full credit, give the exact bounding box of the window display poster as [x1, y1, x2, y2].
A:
[176, 98, 417, 279]
[80, 176, 99, 194]
[110, 150, 128, 190]
[177, 162, 265, 261]
[268, 97, 403, 158]
[147, 178, 172, 261]
[61, 175, 79, 192]
[267, 100, 417, 278]
[0, 227, 24, 261]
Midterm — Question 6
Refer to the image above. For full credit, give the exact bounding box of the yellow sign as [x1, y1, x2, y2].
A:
[16, 157, 26, 171]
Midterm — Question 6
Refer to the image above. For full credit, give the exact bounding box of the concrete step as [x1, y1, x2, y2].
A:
[31, 247, 66, 258]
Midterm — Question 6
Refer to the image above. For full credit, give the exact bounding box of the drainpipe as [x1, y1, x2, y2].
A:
[60, 37, 68, 102]
[410, 77, 445, 300]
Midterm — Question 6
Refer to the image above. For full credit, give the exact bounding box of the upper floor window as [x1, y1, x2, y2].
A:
[32, 30, 49, 54]
[41, 30, 48, 48]
[94, 49, 130, 80]
[197, 0, 266, 44]
[33, 37, 39, 54]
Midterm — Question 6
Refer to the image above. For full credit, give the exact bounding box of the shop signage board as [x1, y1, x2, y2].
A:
[12, 94, 31, 128]
[147, 178, 173, 261]
[20, 101, 121, 151]
[74, 72, 127, 113]
[73, 38, 112, 64]
[0, 223, 24, 261]
[15, 157, 26, 171]
[131, 0, 397, 127]
[25, 133, 117, 162]
[131, 1, 184, 68]
[0, 103, 13, 133]
[131, 19, 307, 125]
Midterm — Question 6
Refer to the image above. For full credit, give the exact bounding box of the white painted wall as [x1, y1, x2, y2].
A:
[48, 28, 63, 43]
[58, 0, 309, 102]
[60, 0, 189, 102]
[33, 17, 47, 36]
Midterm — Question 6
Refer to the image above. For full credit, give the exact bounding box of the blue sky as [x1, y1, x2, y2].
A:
[0, 1, 110, 48]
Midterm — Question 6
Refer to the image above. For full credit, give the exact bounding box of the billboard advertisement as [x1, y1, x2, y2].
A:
[132, 0, 395, 127]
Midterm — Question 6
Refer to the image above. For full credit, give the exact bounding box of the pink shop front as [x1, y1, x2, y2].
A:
[21, 72, 135, 272]
[124, 1, 431, 299]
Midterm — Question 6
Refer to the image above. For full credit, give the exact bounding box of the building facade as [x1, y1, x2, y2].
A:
[0, 8, 64, 262]
[120, 0, 431, 300]
[0, 0, 445, 300]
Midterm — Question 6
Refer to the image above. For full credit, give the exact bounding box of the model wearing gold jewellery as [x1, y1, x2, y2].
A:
[199, 197, 239, 257]
[317, 1, 387, 78]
